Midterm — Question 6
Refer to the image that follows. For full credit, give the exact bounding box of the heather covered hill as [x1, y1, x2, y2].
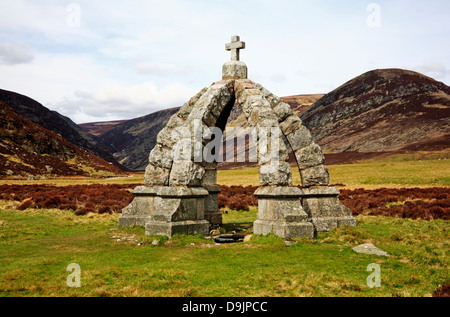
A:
[300, 69, 450, 153]
[0, 101, 126, 178]
[90, 108, 179, 171]
[281, 94, 323, 114]
[79, 120, 130, 136]
[0, 88, 123, 168]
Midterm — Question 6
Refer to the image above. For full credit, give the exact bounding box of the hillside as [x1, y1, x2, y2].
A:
[0, 101, 126, 179]
[80, 69, 449, 171]
[0, 89, 123, 169]
[90, 108, 179, 171]
[79, 120, 130, 136]
[300, 69, 450, 154]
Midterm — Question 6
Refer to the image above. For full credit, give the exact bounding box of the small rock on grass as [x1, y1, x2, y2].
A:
[352, 243, 390, 257]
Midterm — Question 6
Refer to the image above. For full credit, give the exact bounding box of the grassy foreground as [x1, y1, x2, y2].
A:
[0, 206, 448, 297]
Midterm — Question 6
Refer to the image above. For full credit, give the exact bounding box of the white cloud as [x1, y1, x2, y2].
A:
[134, 62, 177, 76]
[55, 81, 198, 123]
[0, 43, 34, 65]
[413, 62, 450, 82]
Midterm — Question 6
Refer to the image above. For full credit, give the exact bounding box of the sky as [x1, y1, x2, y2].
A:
[0, 0, 449, 124]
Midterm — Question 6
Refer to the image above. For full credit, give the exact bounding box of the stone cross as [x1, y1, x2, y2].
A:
[225, 35, 245, 61]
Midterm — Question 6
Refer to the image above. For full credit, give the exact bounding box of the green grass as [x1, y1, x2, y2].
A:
[217, 155, 450, 188]
[1, 207, 448, 297]
[327, 155, 450, 188]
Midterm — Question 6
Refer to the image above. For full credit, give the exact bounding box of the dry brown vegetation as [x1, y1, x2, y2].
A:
[0, 184, 136, 215]
[1, 184, 448, 220]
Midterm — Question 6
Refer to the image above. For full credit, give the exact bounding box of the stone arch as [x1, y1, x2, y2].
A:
[118, 36, 355, 238]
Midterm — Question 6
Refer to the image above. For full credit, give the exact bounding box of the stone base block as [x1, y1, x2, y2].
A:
[253, 186, 314, 239]
[310, 216, 356, 232]
[118, 186, 159, 227]
[222, 61, 247, 80]
[205, 211, 223, 225]
[118, 215, 152, 228]
[300, 186, 356, 233]
[145, 220, 210, 237]
[253, 220, 314, 239]
[203, 184, 222, 225]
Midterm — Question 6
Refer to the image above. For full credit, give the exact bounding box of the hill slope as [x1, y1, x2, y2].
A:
[0, 101, 125, 178]
[79, 120, 130, 136]
[81, 69, 449, 171]
[0, 89, 124, 169]
[300, 69, 450, 153]
[89, 108, 179, 171]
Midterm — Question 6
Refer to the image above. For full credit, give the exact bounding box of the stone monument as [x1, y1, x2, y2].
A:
[118, 36, 356, 238]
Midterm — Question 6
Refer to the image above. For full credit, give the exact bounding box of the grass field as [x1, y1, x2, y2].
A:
[0, 207, 448, 297]
[0, 153, 448, 297]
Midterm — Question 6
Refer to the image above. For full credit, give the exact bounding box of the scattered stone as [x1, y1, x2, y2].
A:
[352, 243, 390, 257]
[284, 240, 298, 246]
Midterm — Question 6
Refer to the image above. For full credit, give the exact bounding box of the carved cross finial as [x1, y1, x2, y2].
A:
[225, 35, 245, 61]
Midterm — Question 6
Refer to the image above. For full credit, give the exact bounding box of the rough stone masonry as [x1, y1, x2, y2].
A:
[118, 35, 356, 238]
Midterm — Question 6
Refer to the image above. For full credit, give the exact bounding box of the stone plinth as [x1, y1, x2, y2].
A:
[118, 186, 158, 227]
[145, 186, 210, 237]
[253, 186, 314, 239]
[222, 61, 248, 80]
[119, 186, 210, 237]
[300, 186, 356, 233]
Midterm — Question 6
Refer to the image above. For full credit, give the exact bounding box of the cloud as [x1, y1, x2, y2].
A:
[413, 62, 450, 81]
[0, 43, 34, 65]
[54, 81, 198, 123]
[134, 62, 177, 76]
[270, 72, 287, 83]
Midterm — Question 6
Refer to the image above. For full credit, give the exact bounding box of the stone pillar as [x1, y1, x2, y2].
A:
[253, 186, 314, 239]
[300, 186, 356, 233]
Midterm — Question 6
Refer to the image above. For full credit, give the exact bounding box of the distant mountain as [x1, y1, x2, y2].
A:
[300, 68, 450, 153]
[0, 89, 124, 169]
[79, 120, 129, 136]
[0, 101, 125, 178]
[85, 108, 180, 171]
[80, 68, 449, 171]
